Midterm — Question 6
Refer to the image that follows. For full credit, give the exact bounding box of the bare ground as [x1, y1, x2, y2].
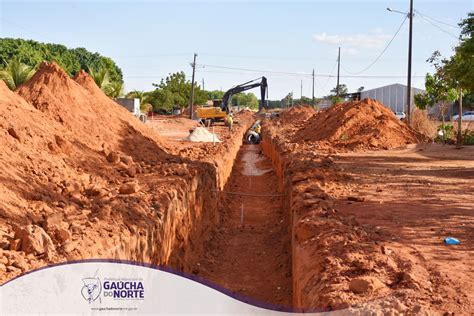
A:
[333, 144, 474, 313]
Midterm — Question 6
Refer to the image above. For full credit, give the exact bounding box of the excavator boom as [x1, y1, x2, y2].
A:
[221, 77, 268, 113]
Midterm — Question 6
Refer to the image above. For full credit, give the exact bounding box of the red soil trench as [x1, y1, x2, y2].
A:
[195, 144, 292, 308]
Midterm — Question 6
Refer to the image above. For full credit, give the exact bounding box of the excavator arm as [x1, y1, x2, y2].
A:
[221, 77, 268, 113]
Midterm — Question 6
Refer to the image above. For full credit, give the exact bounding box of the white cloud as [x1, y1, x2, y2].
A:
[313, 31, 391, 50]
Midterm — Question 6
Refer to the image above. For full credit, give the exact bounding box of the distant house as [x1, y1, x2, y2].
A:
[116, 98, 141, 116]
[359, 83, 425, 113]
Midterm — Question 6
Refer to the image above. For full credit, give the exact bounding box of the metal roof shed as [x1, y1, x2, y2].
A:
[360, 83, 424, 113]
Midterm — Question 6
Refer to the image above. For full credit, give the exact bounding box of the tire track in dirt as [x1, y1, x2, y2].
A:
[195, 144, 292, 308]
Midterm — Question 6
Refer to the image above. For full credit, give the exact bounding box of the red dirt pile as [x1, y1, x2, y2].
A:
[271, 105, 317, 139]
[0, 63, 219, 283]
[17, 63, 168, 158]
[295, 98, 426, 151]
[278, 105, 316, 124]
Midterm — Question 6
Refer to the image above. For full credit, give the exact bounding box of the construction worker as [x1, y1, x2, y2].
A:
[254, 122, 261, 134]
[225, 114, 233, 131]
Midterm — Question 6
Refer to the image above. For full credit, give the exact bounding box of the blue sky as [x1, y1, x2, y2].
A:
[0, 0, 472, 99]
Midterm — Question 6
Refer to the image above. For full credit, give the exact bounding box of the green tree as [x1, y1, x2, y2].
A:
[444, 13, 474, 91]
[126, 90, 147, 103]
[330, 84, 348, 104]
[0, 57, 36, 90]
[294, 96, 312, 105]
[230, 92, 259, 109]
[330, 84, 348, 96]
[148, 72, 206, 111]
[87, 66, 110, 91]
[415, 53, 459, 142]
[206, 90, 225, 100]
[106, 81, 124, 98]
[0, 38, 123, 87]
[420, 13, 473, 145]
[416, 51, 459, 110]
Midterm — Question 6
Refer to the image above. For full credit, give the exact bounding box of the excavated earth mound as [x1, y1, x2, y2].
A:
[1, 63, 256, 284]
[295, 98, 426, 151]
[271, 105, 317, 139]
[17, 63, 169, 159]
[0, 63, 219, 283]
[278, 105, 316, 124]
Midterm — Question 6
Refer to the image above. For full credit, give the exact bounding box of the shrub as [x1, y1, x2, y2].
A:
[411, 108, 437, 137]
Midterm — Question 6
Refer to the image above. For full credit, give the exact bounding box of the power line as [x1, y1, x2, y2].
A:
[199, 53, 320, 61]
[416, 13, 459, 39]
[319, 58, 339, 91]
[197, 69, 304, 78]
[342, 16, 408, 75]
[415, 10, 461, 29]
[0, 17, 54, 42]
[197, 63, 313, 77]
[114, 53, 192, 59]
[126, 70, 425, 79]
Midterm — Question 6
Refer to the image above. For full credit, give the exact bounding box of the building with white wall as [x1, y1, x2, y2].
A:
[360, 83, 425, 113]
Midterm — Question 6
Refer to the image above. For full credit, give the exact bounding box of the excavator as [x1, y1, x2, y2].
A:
[196, 77, 268, 126]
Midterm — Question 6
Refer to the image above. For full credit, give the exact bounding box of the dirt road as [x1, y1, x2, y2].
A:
[334, 144, 474, 313]
[195, 144, 292, 309]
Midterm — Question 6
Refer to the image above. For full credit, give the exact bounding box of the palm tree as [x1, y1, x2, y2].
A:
[87, 66, 110, 91]
[126, 90, 154, 111]
[106, 81, 124, 98]
[126, 90, 146, 102]
[0, 58, 35, 90]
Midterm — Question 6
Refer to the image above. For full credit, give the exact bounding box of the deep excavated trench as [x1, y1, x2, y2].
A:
[190, 143, 293, 309]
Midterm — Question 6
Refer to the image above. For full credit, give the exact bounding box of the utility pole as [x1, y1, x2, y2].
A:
[189, 53, 197, 119]
[406, 0, 414, 126]
[312, 69, 315, 106]
[336, 47, 341, 97]
[202, 78, 205, 91]
[457, 89, 463, 148]
[300, 80, 303, 100]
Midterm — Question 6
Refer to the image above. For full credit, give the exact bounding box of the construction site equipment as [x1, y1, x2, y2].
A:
[246, 120, 262, 144]
[197, 77, 268, 126]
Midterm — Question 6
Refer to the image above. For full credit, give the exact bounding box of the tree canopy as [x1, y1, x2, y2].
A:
[416, 12, 473, 110]
[230, 92, 259, 109]
[444, 12, 474, 92]
[0, 38, 123, 86]
[145, 72, 206, 111]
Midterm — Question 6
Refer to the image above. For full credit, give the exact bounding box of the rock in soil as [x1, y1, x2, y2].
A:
[119, 182, 140, 194]
[349, 276, 385, 294]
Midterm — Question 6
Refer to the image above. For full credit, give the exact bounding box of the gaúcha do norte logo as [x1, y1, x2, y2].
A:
[103, 280, 145, 299]
[81, 278, 102, 303]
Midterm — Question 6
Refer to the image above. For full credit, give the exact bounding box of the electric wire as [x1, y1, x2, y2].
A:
[414, 10, 461, 29]
[341, 16, 408, 75]
[321, 58, 339, 91]
[416, 13, 459, 39]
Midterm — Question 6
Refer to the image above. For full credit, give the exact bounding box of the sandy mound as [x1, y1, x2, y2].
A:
[268, 105, 317, 138]
[0, 63, 187, 283]
[16, 62, 167, 159]
[278, 105, 316, 124]
[294, 98, 426, 151]
[186, 127, 221, 142]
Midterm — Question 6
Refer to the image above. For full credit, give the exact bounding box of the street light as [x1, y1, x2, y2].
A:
[387, 0, 414, 126]
[386, 7, 408, 15]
